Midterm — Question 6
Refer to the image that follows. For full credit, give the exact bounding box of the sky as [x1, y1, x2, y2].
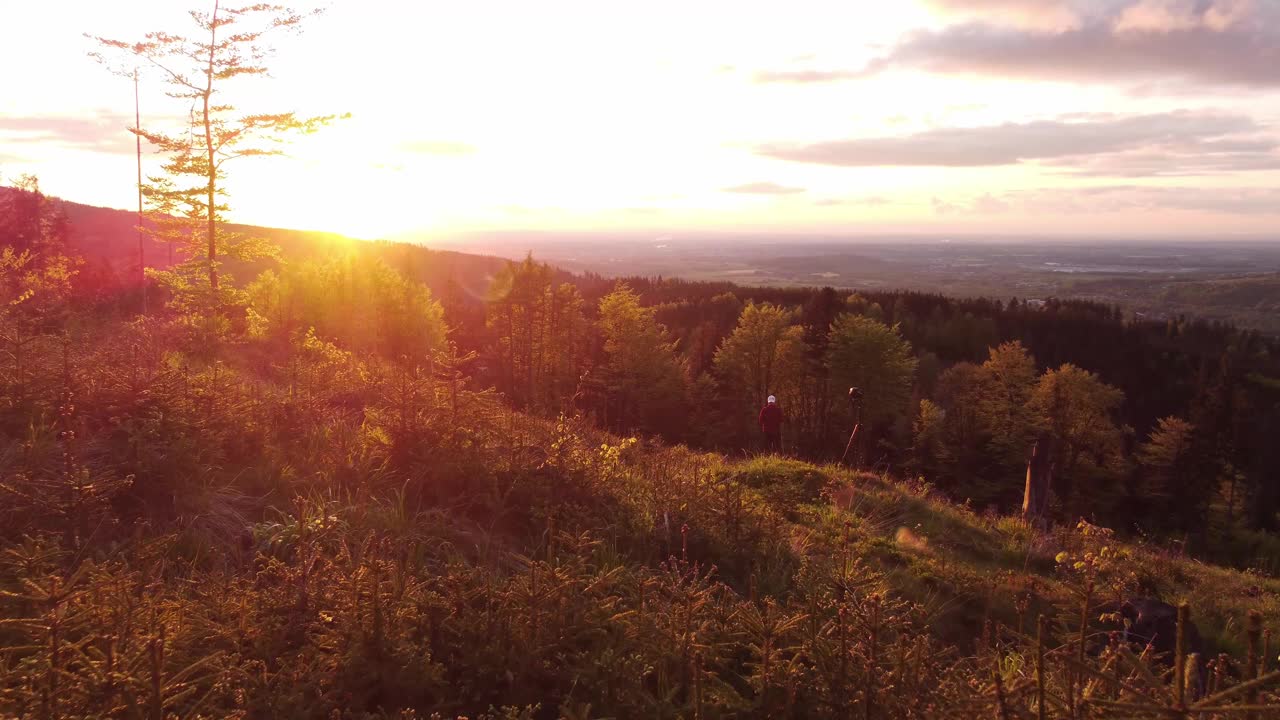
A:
[1, 0, 1279, 240]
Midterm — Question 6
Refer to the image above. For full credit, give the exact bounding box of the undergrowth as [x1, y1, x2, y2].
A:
[2, 321, 1279, 718]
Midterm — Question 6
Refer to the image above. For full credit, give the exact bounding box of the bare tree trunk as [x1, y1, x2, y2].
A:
[204, 0, 220, 301]
[1226, 471, 1237, 528]
[1022, 434, 1053, 527]
[135, 69, 146, 315]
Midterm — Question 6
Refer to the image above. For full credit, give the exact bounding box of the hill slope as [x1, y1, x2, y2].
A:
[3, 353, 1278, 716]
[4, 186, 1280, 717]
[1, 186, 516, 301]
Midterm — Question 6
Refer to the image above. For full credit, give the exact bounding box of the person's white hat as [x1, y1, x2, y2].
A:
[767, 395, 776, 404]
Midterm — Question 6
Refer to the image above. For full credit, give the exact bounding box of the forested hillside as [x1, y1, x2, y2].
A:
[17, 185, 1280, 561]
[4, 179, 1280, 718]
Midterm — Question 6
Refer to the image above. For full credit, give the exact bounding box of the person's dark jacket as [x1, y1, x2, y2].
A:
[759, 403, 783, 434]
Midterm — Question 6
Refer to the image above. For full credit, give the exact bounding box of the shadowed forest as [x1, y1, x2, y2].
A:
[4, 2, 1280, 717]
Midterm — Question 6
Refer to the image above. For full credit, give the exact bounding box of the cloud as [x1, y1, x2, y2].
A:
[1113, 0, 1257, 32]
[948, 185, 1280, 215]
[723, 181, 807, 194]
[1031, 185, 1280, 215]
[814, 195, 891, 207]
[924, 0, 1085, 29]
[1053, 144, 1280, 177]
[398, 140, 475, 155]
[0, 113, 138, 155]
[880, 0, 1280, 88]
[755, 110, 1279, 175]
[932, 196, 963, 215]
[972, 193, 1012, 213]
[753, 69, 866, 84]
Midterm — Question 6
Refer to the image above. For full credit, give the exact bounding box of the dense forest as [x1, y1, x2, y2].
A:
[4, 173, 1280, 718]
[438, 252, 1280, 569]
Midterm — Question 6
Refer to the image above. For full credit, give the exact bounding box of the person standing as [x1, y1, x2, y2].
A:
[758, 395, 784, 454]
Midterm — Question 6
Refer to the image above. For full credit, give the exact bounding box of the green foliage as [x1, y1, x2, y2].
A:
[596, 283, 687, 436]
[485, 255, 588, 413]
[1, 303, 1279, 717]
[1139, 416, 1213, 533]
[714, 301, 804, 405]
[826, 313, 917, 427]
[248, 252, 447, 363]
[978, 341, 1041, 473]
[728, 455, 832, 511]
[714, 302, 805, 447]
[6, 162, 1280, 716]
[914, 343, 1041, 507]
[1032, 364, 1128, 519]
[0, 177, 77, 331]
[91, 1, 340, 334]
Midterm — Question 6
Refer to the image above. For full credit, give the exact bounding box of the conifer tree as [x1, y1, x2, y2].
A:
[91, 1, 340, 337]
[485, 255, 588, 412]
[1031, 363, 1127, 516]
[714, 302, 804, 444]
[0, 177, 77, 405]
[1138, 416, 1208, 532]
[596, 283, 686, 435]
[978, 341, 1041, 478]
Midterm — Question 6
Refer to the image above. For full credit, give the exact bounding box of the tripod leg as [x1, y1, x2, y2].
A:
[840, 423, 860, 466]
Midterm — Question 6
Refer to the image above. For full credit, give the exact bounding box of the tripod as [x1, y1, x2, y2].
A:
[839, 387, 864, 467]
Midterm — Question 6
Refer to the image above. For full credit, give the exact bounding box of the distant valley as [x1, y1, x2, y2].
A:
[438, 233, 1280, 334]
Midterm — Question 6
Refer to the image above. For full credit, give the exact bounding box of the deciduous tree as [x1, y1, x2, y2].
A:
[714, 303, 804, 420]
[826, 314, 917, 426]
[1031, 363, 1127, 517]
[713, 301, 805, 449]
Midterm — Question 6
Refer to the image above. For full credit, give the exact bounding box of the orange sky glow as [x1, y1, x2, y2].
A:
[2, 0, 1278, 240]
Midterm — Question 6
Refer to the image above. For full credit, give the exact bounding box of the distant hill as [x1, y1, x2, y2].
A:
[0, 186, 515, 302]
[1063, 272, 1280, 335]
[8, 188, 1278, 336]
[450, 233, 1280, 336]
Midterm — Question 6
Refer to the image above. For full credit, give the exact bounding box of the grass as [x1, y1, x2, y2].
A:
[739, 453, 1280, 660]
[5, 362, 1280, 717]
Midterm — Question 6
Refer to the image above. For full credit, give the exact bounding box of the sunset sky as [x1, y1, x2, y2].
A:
[2, 0, 1278, 240]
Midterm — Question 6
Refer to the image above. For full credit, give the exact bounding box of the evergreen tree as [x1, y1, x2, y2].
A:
[91, 1, 340, 338]
[596, 283, 686, 436]
[247, 253, 446, 364]
[1031, 363, 1127, 519]
[1137, 416, 1211, 533]
[795, 287, 841, 450]
[1248, 404, 1280, 531]
[978, 341, 1041, 482]
[484, 255, 588, 412]
[927, 362, 994, 498]
[713, 302, 804, 425]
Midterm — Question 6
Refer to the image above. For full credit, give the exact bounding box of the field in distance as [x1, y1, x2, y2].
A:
[438, 233, 1280, 334]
